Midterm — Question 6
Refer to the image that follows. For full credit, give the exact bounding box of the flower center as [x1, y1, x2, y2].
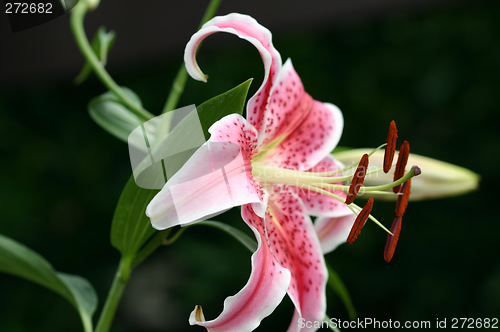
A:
[251, 120, 421, 261]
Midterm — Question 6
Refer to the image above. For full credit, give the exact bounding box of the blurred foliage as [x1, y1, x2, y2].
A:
[1, 1, 499, 331]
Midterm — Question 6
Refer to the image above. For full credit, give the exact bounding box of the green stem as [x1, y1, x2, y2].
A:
[95, 258, 131, 332]
[162, 66, 189, 115]
[70, 2, 154, 122]
[161, 0, 222, 114]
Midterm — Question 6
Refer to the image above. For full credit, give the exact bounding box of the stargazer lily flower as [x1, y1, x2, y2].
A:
[146, 13, 421, 332]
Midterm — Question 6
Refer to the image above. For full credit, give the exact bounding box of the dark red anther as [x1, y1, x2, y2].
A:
[384, 121, 398, 173]
[384, 216, 402, 262]
[395, 179, 411, 217]
[347, 198, 374, 245]
[393, 141, 410, 193]
[345, 154, 369, 204]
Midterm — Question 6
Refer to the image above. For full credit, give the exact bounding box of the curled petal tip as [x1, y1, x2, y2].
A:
[412, 165, 421, 176]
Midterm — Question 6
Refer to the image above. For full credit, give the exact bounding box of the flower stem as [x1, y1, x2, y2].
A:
[161, 0, 222, 114]
[70, 2, 154, 122]
[95, 257, 132, 332]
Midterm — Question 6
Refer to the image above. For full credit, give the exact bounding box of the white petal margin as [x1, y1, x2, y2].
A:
[189, 207, 291, 332]
[315, 212, 357, 254]
[146, 141, 262, 230]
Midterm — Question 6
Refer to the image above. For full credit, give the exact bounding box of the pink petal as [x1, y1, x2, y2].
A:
[147, 115, 263, 230]
[315, 213, 357, 254]
[209, 114, 268, 213]
[297, 155, 352, 217]
[184, 13, 282, 133]
[260, 100, 343, 172]
[265, 189, 327, 331]
[258, 59, 312, 148]
[189, 204, 291, 332]
[287, 309, 319, 332]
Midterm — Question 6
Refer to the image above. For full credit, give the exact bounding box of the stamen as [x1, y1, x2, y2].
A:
[395, 179, 411, 217]
[347, 198, 374, 244]
[345, 154, 369, 204]
[393, 141, 410, 193]
[384, 217, 402, 262]
[384, 121, 398, 173]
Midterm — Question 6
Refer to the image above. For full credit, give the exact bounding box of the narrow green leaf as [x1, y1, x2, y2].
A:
[96, 27, 116, 65]
[197, 79, 252, 140]
[75, 26, 116, 85]
[88, 87, 143, 144]
[0, 234, 98, 332]
[326, 261, 357, 320]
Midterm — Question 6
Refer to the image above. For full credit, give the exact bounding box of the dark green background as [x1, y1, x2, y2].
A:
[1, 1, 499, 331]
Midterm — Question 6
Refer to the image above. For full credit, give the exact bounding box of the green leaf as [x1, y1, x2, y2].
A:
[197, 78, 252, 140]
[0, 234, 98, 332]
[75, 26, 116, 85]
[111, 175, 159, 259]
[88, 87, 143, 144]
[326, 261, 357, 320]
